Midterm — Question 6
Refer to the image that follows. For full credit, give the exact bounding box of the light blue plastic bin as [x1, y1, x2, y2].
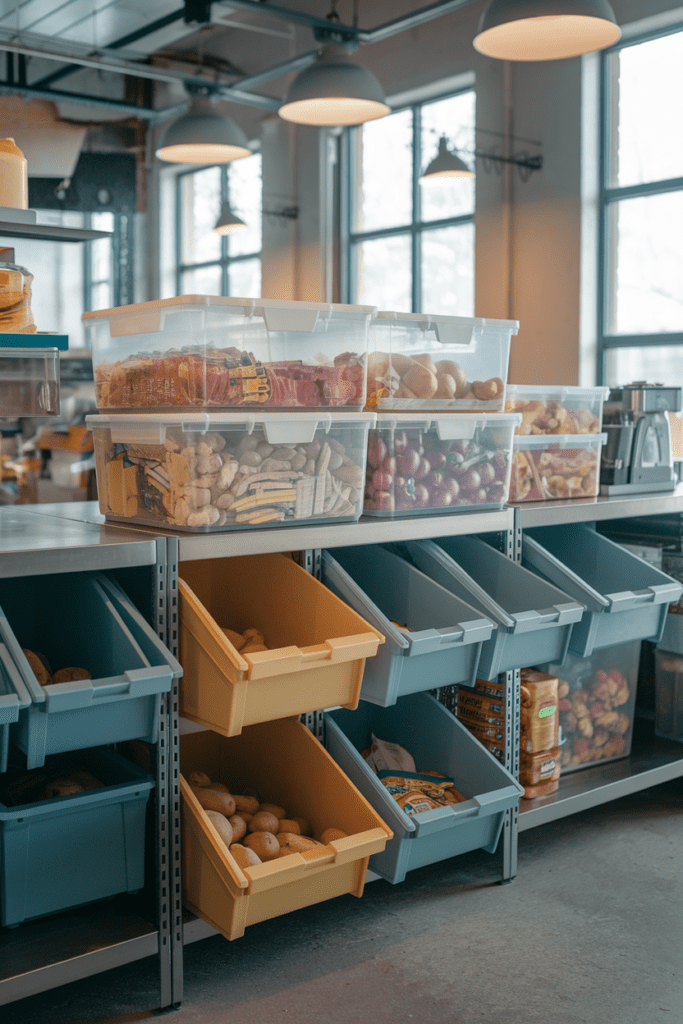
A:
[321, 546, 495, 706]
[402, 536, 584, 680]
[523, 525, 683, 657]
[1, 571, 181, 769]
[324, 692, 523, 884]
[0, 644, 32, 774]
[0, 747, 154, 927]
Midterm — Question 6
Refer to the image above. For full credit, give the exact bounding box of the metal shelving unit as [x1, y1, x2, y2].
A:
[2, 488, 683, 1010]
[0, 507, 173, 1009]
[511, 490, 683, 829]
[0, 220, 111, 243]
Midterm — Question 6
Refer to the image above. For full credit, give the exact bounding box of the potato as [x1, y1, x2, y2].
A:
[434, 372, 456, 399]
[413, 353, 437, 376]
[292, 817, 312, 837]
[204, 809, 234, 849]
[187, 770, 212, 788]
[248, 810, 280, 834]
[205, 782, 231, 794]
[320, 828, 349, 844]
[436, 360, 468, 397]
[241, 641, 268, 655]
[232, 794, 260, 816]
[243, 831, 280, 861]
[221, 627, 246, 650]
[403, 362, 438, 399]
[22, 649, 52, 687]
[230, 843, 262, 869]
[277, 833, 319, 853]
[191, 786, 236, 818]
[259, 803, 287, 820]
[228, 814, 248, 844]
[277, 819, 302, 835]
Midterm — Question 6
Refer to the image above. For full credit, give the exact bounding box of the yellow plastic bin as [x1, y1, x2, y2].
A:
[180, 719, 392, 940]
[178, 553, 384, 736]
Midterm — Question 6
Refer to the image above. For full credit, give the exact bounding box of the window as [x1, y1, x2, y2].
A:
[342, 89, 475, 315]
[599, 25, 683, 384]
[176, 154, 262, 298]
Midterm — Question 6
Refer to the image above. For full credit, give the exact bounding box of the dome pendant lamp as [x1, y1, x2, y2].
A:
[420, 136, 475, 182]
[156, 97, 251, 164]
[213, 201, 246, 235]
[278, 46, 390, 127]
[473, 0, 621, 61]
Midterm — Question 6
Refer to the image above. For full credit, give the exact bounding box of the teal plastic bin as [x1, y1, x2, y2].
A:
[321, 546, 495, 706]
[0, 571, 181, 769]
[402, 536, 584, 680]
[324, 692, 523, 884]
[523, 525, 683, 657]
[0, 747, 154, 927]
[0, 644, 32, 774]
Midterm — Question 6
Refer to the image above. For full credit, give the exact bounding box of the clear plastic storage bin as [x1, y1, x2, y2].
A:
[88, 411, 374, 532]
[0, 347, 60, 415]
[0, 748, 154, 927]
[363, 412, 519, 517]
[523, 525, 683, 657]
[178, 553, 383, 736]
[509, 433, 607, 502]
[403, 536, 584, 680]
[180, 720, 391, 939]
[83, 296, 375, 411]
[324, 692, 523, 884]
[366, 311, 517, 412]
[542, 640, 641, 773]
[505, 385, 609, 435]
[321, 546, 495, 706]
[0, 571, 180, 769]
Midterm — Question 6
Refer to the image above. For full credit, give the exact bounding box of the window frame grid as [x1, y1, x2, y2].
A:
[343, 87, 476, 312]
[174, 162, 262, 297]
[598, 22, 683, 384]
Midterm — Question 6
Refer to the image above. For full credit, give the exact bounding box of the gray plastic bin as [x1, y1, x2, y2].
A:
[402, 536, 584, 680]
[322, 546, 495, 706]
[0, 644, 31, 774]
[523, 525, 682, 657]
[654, 612, 683, 742]
[324, 692, 523, 884]
[1, 571, 181, 769]
[0, 747, 154, 927]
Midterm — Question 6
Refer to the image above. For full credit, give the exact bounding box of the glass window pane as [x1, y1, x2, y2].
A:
[228, 258, 261, 298]
[91, 281, 112, 311]
[605, 345, 683, 386]
[421, 223, 474, 316]
[180, 167, 222, 265]
[181, 264, 222, 295]
[354, 109, 413, 233]
[354, 235, 412, 310]
[606, 192, 683, 335]
[610, 33, 683, 188]
[228, 153, 262, 257]
[420, 91, 475, 221]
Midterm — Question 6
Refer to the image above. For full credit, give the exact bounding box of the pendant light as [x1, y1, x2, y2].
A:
[213, 200, 246, 235]
[420, 136, 474, 182]
[278, 46, 390, 127]
[473, 0, 621, 61]
[156, 96, 251, 164]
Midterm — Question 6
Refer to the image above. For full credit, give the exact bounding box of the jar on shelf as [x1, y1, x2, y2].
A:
[0, 248, 36, 333]
[0, 138, 28, 210]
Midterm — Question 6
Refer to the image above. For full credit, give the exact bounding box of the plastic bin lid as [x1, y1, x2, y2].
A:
[513, 432, 607, 451]
[82, 294, 377, 324]
[375, 310, 519, 331]
[373, 411, 521, 439]
[506, 384, 610, 400]
[87, 410, 377, 447]
[0, 642, 32, 718]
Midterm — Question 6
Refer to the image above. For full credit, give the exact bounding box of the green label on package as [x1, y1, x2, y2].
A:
[538, 705, 557, 719]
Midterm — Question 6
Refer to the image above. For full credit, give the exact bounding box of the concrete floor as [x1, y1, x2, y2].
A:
[3, 779, 682, 1024]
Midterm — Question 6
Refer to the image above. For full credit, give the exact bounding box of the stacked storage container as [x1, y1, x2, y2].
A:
[0, 571, 179, 926]
[504, 385, 609, 503]
[363, 312, 520, 517]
